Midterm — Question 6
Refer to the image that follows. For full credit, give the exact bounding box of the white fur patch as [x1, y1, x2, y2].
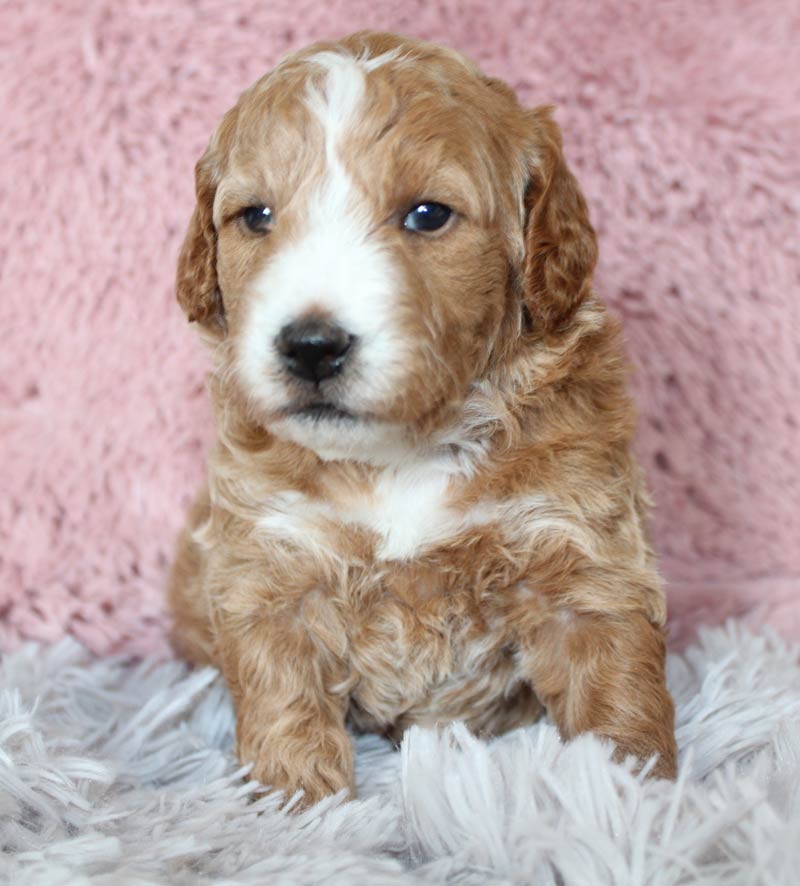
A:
[257, 453, 594, 563]
[349, 458, 462, 561]
[235, 50, 410, 448]
[257, 454, 465, 561]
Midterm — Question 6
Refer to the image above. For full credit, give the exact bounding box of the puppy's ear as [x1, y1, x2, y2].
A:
[521, 107, 598, 334]
[176, 149, 226, 334]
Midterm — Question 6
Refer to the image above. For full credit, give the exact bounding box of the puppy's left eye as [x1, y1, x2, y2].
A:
[403, 202, 453, 233]
[241, 205, 273, 234]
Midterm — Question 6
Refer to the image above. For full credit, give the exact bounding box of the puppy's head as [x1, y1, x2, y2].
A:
[177, 32, 597, 462]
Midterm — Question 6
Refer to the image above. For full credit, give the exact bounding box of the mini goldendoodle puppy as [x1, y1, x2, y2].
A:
[169, 31, 677, 807]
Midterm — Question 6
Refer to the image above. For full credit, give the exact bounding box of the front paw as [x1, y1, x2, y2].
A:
[612, 732, 678, 780]
[240, 731, 355, 810]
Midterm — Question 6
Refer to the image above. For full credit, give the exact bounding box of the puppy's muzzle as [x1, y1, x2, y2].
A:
[276, 317, 355, 383]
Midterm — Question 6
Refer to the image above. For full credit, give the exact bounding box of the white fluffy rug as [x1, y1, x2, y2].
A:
[2, 623, 800, 885]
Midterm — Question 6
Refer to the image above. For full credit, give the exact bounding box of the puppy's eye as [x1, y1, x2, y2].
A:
[241, 205, 273, 234]
[403, 202, 453, 233]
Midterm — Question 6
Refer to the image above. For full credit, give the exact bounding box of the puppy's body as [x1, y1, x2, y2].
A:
[169, 32, 676, 806]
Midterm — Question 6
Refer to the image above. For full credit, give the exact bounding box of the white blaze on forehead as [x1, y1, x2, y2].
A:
[301, 51, 373, 263]
[236, 49, 411, 429]
[304, 51, 368, 159]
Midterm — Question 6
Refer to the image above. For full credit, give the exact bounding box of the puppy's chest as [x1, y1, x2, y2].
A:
[256, 468, 528, 724]
[257, 460, 483, 562]
[345, 580, 514, 728]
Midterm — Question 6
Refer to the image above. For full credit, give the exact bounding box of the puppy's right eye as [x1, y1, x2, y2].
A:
[241, 205, 273, 234]
[403, 202, 453, 233]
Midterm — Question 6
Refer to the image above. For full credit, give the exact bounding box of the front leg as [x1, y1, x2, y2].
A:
[214, 596, 354, 808]
[520, 609, 677, 778]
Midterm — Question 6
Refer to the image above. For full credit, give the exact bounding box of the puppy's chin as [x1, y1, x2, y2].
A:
[268, 411, 415, 465]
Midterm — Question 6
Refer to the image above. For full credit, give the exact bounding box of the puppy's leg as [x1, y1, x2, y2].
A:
[521, 610, 677, 778]
[215, 605, 354, 808]
[167, 491, 217, 665]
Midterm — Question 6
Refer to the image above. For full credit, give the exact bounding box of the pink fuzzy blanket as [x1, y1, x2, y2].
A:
[1, 1, 798, 656]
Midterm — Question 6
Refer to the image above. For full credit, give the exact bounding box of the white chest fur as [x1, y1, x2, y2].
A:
[345, 459, 465, 560]
[257, 455, 472, 562]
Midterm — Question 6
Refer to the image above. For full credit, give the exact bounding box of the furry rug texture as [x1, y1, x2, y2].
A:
[1, 620, 799, 885]
[1, 0, 799, 657]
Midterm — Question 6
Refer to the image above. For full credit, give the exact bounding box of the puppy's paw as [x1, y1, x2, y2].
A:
[647, 752, 678, 780]
[240, 729, 356, 811]
[248, 759, 355, 810]
[612, 732, 678, 780]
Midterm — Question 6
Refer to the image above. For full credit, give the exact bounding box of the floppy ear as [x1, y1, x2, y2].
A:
[521, 107, 598, 333]
[176, 151, 226, 334]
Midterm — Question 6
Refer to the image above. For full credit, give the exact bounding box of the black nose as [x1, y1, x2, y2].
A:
[276, 318, 354, 383]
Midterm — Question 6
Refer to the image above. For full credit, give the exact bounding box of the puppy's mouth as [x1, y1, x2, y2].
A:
[284, 401, 358, 423]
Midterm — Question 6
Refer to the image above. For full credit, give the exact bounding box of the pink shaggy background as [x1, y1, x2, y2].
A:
[1, 1, 798, 656]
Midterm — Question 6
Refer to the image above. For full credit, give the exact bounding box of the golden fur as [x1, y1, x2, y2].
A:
[169, 31, 677, 807]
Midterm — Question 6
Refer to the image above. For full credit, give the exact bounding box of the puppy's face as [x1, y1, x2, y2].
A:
[177, 32, 597, 462]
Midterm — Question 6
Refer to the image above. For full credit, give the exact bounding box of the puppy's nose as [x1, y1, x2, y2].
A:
[276, 318, 354, 383]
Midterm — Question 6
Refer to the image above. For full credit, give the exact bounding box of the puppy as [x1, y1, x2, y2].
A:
[169, 31, 677, 807]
